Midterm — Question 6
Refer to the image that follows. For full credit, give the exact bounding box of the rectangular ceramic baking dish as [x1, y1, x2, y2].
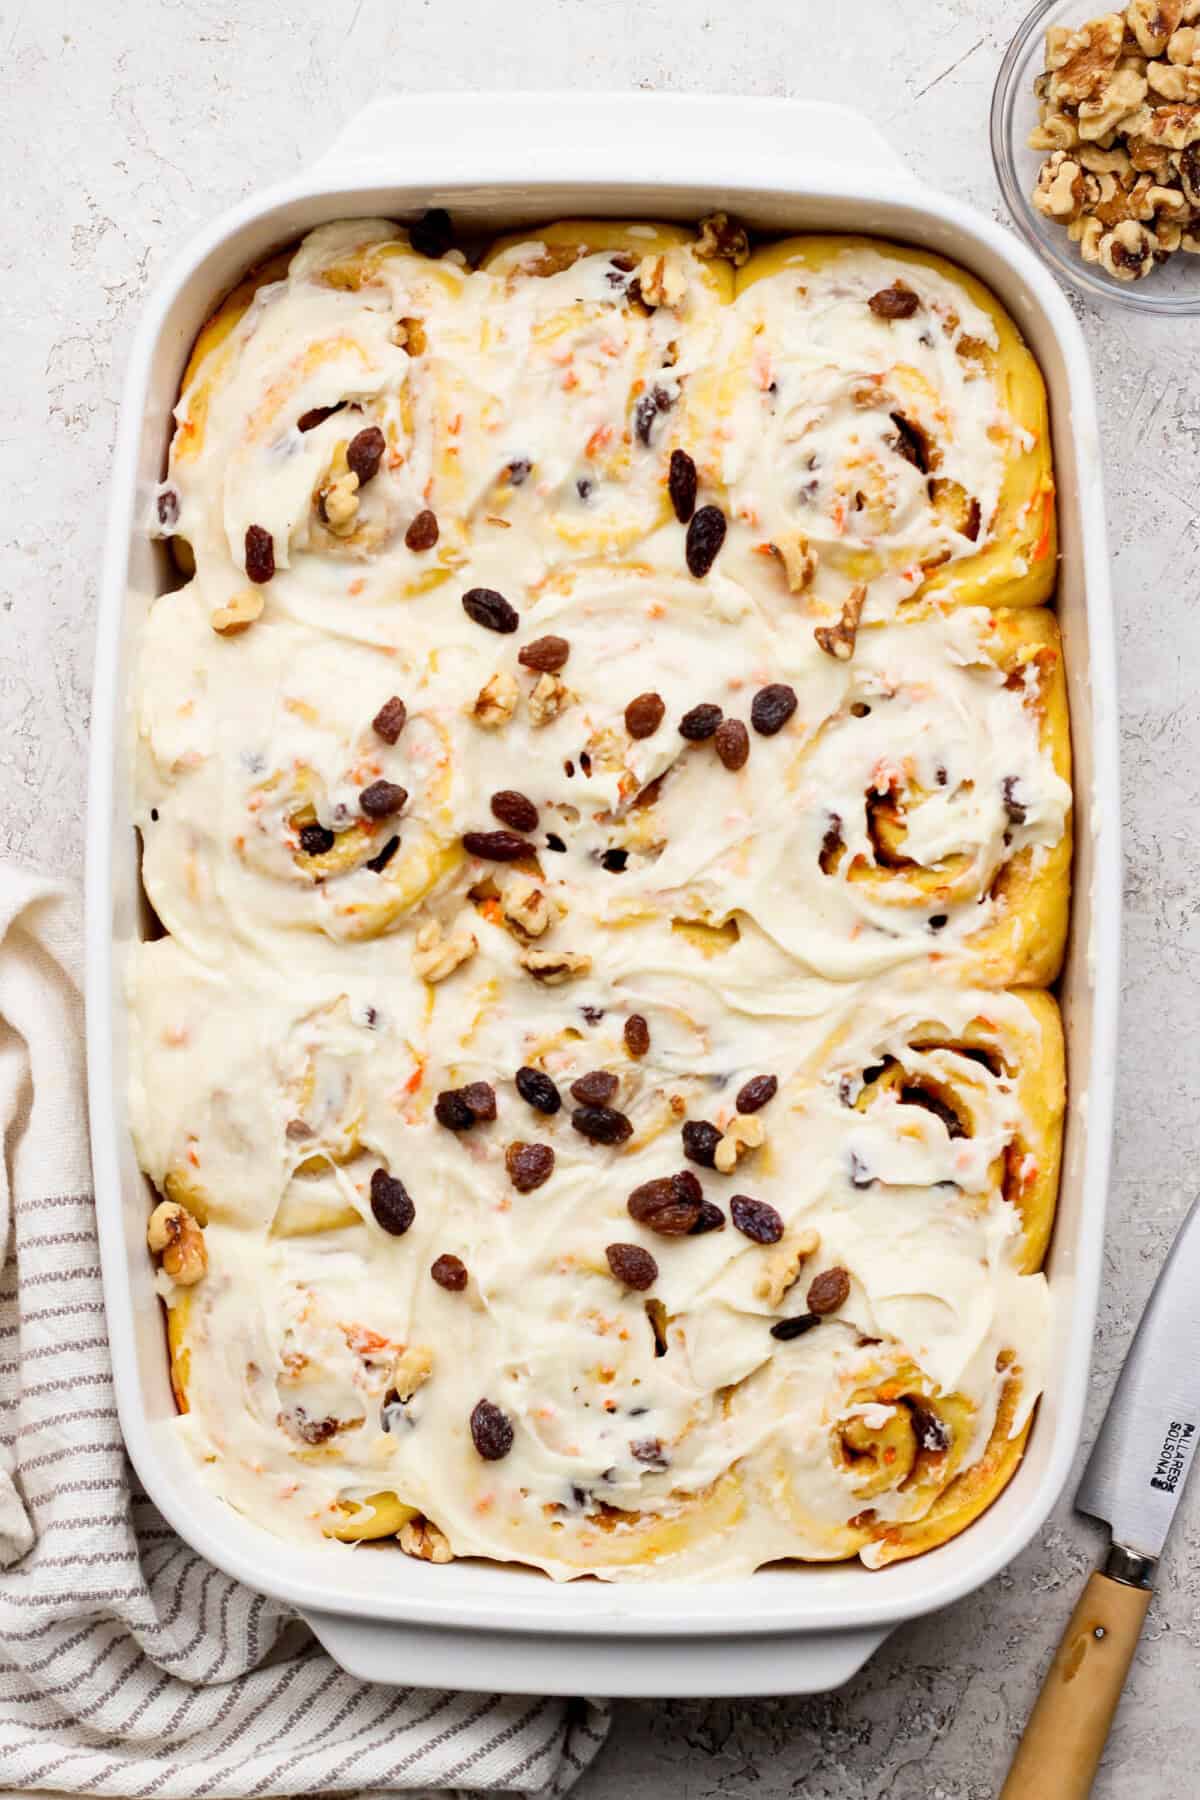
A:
[86, 91, 1119, 1699]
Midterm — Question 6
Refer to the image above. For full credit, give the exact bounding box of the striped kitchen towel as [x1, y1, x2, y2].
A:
[0, 866, 609, 1795]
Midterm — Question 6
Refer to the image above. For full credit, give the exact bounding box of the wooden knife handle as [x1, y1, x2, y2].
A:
[1001, 1569, 1151, 1799]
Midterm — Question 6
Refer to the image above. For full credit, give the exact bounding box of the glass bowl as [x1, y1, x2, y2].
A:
[991, 0, 1200, 315]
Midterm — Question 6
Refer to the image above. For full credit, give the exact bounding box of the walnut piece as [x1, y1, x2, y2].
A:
[1128, 0, 1185, 56]
[211, 588, 264, 636]
[814, 585, 868, 661]
[412, 919, 478, 983]
[755, 1228, 821, 1308]
[1033, 152, 1090, 218]
[1100, 216, 1161, 273]
[695, 211, 750, 266]
[472, 669, 519, 729]
[147, 1200, 207, 1284]
[770, 530, 819, 594]
[318, 444, 360, 536]
[1079, 62, 1149, 137]
[501, 873, 556, 938]
[1045, 15, 1127, 104]
[391, 1344, 434, 1400]
[527, 672, 570, 727]
[713, 1112, 765, 1175]
[399, 1516, 453, 1563]
[518, 947, 592, 984]
[636, 252, 687, 310]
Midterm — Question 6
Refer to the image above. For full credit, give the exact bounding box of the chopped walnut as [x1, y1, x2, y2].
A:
[518, 947, 592, 984]
[1080, 62, 1150, 136]
[211, 588, 264, 636]
[1033, 152, 1090, 218]
[769, 530, 819, 594]
[1128, 0, 1185, 56]
[1029, 111, 1082, 150]
[814, 585, 868, 661]
[713, 1112, 765, 1175]
[1141, 97, 1200, 142]
[393, 315, 427, 354]
[636, 252, 688, 310]
[472, 669, 519, 728]
[501, 873, 557, 939]
[1100, 215, 1161, 273]
[1077, 141, 1135, 171]
[755, 1228, 821, 1308]
[695, 211, 750, 266]
[391, 1343, 434, 1400]
[399, 1516, 453, 1563]
[412, 919, 478, 982]
[527, 672, 570, 727]
[318, 445, 361, 535]
[147, 1200, 207, 1284]
[1045, 15, 1127, 105]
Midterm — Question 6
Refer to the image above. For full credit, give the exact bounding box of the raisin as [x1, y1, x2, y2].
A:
[405, 509, 439, 552]
[627, 1175, 702, 1236]
[297, 402, 345, 432]
[685, 505, 726, 578]
[807, 1266, 851, 1314]
[572, 1104, 634, 1146]
[624, 1014, 651, 1058]
[606, 1242, 658, 1290]
[681, 1119, 722, 1168]
[631, 1435, 668, 1465]
[410, 207, 453, 259]
[515, 1066, 561, 1114]
[462, 829, 533, 862]
[434, 1084, 494, 1131]
[156, 488, 180, 527]
[506, 1141, 555, 1192]
[689, 1200, 726, 1235]
[571, 1070, 618, 1106]
[736, 1074, 778, 1114]
[668, 448, 698, 524]
[298, 822, 335, 856]
[544, 833, 567, 853]
[359, 780, 408, 819]
[730, 1194, 784, 1245]
[750, 684, 798, 736]
[634, 386, 672, 446]
[506, 458, 533, 485]
[904, 1396, 950, 1453]
[680, 703, 723, 741]
[470, 1397, 514, 1461]
[244, 524, 275, 584]
[715, 718, 749, 770]
[293, 1411, 339, 1445]
[889, 412, 931, 475]
[371, 695, 407, 743]
[929, 914, 948, 933]
[518, 634, 570, 673]
[771, 1312, 820, 1341]
[431, 1253, 468, 1291]
[370, 1168, 415, 1236]
[491, 790, 539, 833]
[1002, 776, 1026, 825]
[625, 692, 665, 739]
[463, 588, 519, 633]
[601, 848, 628, 873]
[347, 426, 386, 486]
[868, 283, 920, 320]
[365, 834, 400, 874]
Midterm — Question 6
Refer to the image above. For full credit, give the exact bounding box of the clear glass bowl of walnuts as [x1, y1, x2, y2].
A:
[992, 0, 1200, 313]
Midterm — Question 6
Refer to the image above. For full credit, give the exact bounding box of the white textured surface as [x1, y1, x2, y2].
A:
[4, 1, 1197, 1794]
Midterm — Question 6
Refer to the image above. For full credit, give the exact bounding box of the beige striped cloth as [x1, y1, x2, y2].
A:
[0, 866, 609, 1796]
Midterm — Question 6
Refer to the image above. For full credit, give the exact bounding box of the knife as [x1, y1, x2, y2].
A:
[1002, 1194, 1200, 1799]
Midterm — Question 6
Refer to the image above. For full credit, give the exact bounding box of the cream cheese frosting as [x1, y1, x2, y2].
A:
[130, 218, 1069, 1578]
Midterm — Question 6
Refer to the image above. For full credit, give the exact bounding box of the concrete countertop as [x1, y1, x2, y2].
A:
[4, 1, 1197, 1794]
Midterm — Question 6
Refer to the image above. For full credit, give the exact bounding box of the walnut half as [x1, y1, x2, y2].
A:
[413, 919, 478, 983]
[147, 1200, 207, 1284]
[399, 1515, 454, 1562]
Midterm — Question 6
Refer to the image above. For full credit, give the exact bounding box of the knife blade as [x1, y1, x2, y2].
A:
[1076, 1191, 1200, 1572]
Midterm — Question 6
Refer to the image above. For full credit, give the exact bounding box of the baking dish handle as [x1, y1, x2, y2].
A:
[301, 1606, 890, 1697]
[312, 92, 912, 188]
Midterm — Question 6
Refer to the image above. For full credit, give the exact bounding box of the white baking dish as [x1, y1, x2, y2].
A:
[86, 92, 1119, 1698]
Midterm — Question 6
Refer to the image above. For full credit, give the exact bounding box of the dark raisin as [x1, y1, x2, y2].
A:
[730, 1194, 784, 1245]
[679, 703, 723, 741]
[462, 829, 533, 861]
[750, 684, 798, 736]
[572, 1104, 634, 1146]
[410, 207, 453, 259]
[625, 692, 666, 739]
[515, 1067, 561, 1114]
[462, 1082, 497, 1122]
[668, 449, 698, 524]
[435, 1087, 488, 1132]
[506, 1141, 555, 1192]
[244, 524, 275, 584]
[715, 718, 749, 770]
[372, 695, 407, 743]
[685, 505, 726, 578]
[868, 283, 920, 320]
[470, 1397, 514, 1461]
[929, 914, 948, 933]
[359, 780, 408, 819]
[370, 1168, 415, 1236]
[904, 1396, 950, 1453]
[506, 458, 533, 486]
[431, 1253, 468, 1291]
[518, 634, 570, 672]
[576, 477, 593, 499]
[544, 833, 567, 853]
[571, 1070, 618, 1106]
[627, 1175, 702, 1236]
[285, 1118, 314, 1140]
[689, 1200, 726, 1235]
[624, 1014, 650, 1057]
[682, 1119, 722, 1168]
[807, 1266, 851, 1314]
[491, 790, 539, 833]
[889, 412, 931, 475]
[298, 822, 335, 856]
[736, 1074, 778, 1114]
[581, 1005, 605, 1025]
[463, 588, 519, 633]
[405, 509, 439, 552]
[347, 426, 386, 486]
[1002, 776, 1026, 825]
[293, 1410, 339, 1445]
[156, 488, 179, 527]
[297, 402, 345, 433]
[365, 834, 400, 874]
[601, 848, 628, 873]
[634, 385, 672, 446]
[771, 1313, 820, 1341]
[630, 1435, 668, 1465]
[605, 1243, 658, 1290]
